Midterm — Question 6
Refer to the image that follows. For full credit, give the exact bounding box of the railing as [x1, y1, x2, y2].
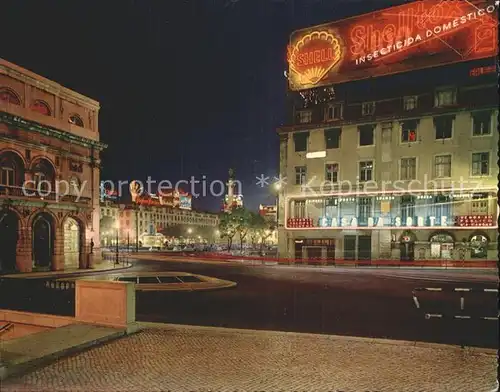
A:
[0, 185, 90, 204]
[0, 278, 75, 316]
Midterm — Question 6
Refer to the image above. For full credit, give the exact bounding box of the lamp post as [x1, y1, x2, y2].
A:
[135, 203, 139, 252]
[127, 230, 130, 253]
[115, 221, 120, 264]
[273, 182, 281, 227]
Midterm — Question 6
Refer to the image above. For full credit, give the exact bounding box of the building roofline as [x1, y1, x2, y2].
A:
[0, 58, 100, 110]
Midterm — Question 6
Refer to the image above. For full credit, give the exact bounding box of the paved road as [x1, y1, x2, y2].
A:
[123, 258, 498, 349]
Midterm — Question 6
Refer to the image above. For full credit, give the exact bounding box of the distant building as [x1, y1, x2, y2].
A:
[222, 169, 243, 212]
[0, 58, 105, 273]
[99, 201, 219, 247]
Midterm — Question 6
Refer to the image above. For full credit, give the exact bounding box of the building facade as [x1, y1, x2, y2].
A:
[277, 63, 498, 262]
[0, 58, 105, 273]
[99, 201, 220, 247]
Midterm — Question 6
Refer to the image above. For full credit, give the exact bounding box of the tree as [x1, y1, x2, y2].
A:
[232, 207, 252, 253]
[249, 213, 276, 254]
[218, 212, 238, 251]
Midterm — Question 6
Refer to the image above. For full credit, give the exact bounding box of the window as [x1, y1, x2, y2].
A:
[358, 198, 372, 225]
[432, 195, 451, 218]
[359, 125, 374, 146]
[472, 111, 491, 136]
[295, 166, 307, 185]
[434, 155, 451, 178]
[400, 195, 415, 223]
[403, 96, 417, 111]
[401, 120, 418, 142]
[326, 104, 342, 121]
[293, 132, 308, 152]
[359, 161, 373, 182]
[324, 128, 341, 149]
[298, 110, 312, 124]
[0, 88, 21, 105]
[0, 165, 14, 186]
[471, 193, 488, 214]
[30, 100, 51, 116]
[381, 122, 392, 144]
[325, 163, 339, 183]
[434, 116, 453, 139]
[400, 158, 416, 180]
[361, 102, 375, 116]
[293, 200, 306, 218]
[471, 152, 489, 176]
[69, 114, 84, 127]
[434, 89, 456, 107]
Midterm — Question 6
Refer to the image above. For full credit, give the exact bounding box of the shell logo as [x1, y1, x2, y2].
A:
[288, 31, 342, 87]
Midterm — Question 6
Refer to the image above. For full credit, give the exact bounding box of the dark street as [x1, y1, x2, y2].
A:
[125, 259, 498, 349]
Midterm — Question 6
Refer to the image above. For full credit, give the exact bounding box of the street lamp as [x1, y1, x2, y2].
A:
[127, 229, 130, 253]
[115, 221, 120, 264]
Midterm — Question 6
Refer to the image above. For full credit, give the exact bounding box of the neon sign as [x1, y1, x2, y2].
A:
[288, 0, 498, 90]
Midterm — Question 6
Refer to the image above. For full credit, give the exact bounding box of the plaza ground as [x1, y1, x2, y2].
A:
[2, 323, 497, 392]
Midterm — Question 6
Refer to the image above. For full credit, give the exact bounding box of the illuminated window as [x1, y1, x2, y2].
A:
[298, 110, 312, 124]
[326, 104, 342, 121]
[400, 158, 416, 180]
[359, 161, 373, 182]
[403, 96, 417, 111]
[30, 100, 51, 116]
[434, 89, 456, 107]
[0, 88, 21, 105]
[361, 101, 375, 116]
[325, 163, 339, 183]
[401, 120, 418, 142]
[69, 114, 84, 127]
[293, 132, 308, 152]
[295, 166, 307, 185]
[358, 197, 372, 225]
[293, 200, 306, 218]
[471, 152, 489, 176]
[472, 111, 491, 136]
[434, 155, 451, 178]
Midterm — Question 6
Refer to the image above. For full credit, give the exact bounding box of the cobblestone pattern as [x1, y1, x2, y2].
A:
[3, 327, 497, 392]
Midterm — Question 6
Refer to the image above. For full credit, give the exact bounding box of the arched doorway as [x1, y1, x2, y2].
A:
[399, 230, 417, 261]
[469, 232, 489, 259]
[0, 210, 19, 273]
[32, 213, 54, 269]
[64, 217, 81, 268]
[429, 231, 455, 260]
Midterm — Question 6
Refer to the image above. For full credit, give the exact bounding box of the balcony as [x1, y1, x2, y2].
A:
[0, 185, 91, 205]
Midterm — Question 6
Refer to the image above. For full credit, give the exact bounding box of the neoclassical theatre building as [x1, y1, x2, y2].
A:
[0, 59, 105, 273]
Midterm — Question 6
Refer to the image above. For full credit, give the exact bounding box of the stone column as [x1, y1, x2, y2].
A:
[16, 222, 33, 273]
[52, 225, 64, 271]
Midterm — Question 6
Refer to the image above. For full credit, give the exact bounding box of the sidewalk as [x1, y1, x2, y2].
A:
[1, 323, 497, 391]
[0, 258, 132, 279]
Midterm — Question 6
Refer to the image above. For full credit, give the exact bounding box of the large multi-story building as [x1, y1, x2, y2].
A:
[99, 201, 220, 247]
[277, 64, 498, 261]
[277, 0, 498, 262]
[0, 58, 105, 273]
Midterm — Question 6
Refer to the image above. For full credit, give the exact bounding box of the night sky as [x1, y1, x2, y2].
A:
[3, 0, 410, 212]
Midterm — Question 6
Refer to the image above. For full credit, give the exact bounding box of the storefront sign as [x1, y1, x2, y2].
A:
[287, 0, 498, 90]
[316, 215, 494, 228]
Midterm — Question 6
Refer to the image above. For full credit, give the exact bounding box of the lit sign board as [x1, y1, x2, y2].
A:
[179, 194, 192, 210]
[287, 0, 498, 90]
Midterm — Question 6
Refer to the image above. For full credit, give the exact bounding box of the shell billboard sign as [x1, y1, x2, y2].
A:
[287, 0, 498, 90]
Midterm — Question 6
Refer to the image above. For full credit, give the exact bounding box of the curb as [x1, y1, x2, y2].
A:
[0, 263, 133, 279]
[137, 322, 497, 356]
[0, 328, 137, 381]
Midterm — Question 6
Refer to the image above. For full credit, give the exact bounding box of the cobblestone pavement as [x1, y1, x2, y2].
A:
[3, 326, 497, 392]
